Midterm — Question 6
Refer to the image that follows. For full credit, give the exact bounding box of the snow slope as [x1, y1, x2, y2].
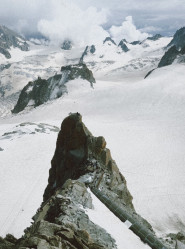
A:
[1, 62, 185, 243]
[0, 33, 185, 249]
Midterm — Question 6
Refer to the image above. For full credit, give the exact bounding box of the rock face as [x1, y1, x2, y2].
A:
[43, 113, 152, 230]
[147, 34, 162, 41]
[0, 25, 29, 58]
[118, 40, 129, 52]
[0, 234, 17, 249]
[167, 27, 185, 49]
[158, 45, 180, 68]
[12, 64, 95, 113]
[2, 180, 117, 249]
[61, 40, 72, 50]
[145, 28, 185, 78]
[0, 47, 11, 59]
[158, 44, 185, 68]
[103, 37, 116, 45]
[43, 113, 134, 209]
[1, 113, 155, 249]
[89, 45, 96, 54]
[130, 40, 140, 45]
[79, 45, 96, 63]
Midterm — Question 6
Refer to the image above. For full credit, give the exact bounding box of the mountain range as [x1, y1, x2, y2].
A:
[0, 24, 185, 249]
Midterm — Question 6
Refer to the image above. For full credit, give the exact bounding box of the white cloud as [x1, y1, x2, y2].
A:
[37, 0, 109, 46]
[139, 26, 162, 33]
[0, 0, 184, 43]
[109, 16, 149, 43]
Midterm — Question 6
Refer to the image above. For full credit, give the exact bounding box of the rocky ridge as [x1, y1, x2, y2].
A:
[118, 40, 129, 52]
[12, 64, 95, 113]
[167, 27, 185, 49]
[0, 113, 158, 249]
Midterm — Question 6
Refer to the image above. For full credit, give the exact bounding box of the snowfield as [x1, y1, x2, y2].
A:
[0, 37, 185, 248]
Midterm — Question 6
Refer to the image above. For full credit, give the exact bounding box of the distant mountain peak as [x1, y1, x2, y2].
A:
[118, 39, 129, 52]
[167, 27, 185, 49]
[147, 34, 162, 41]
[0, 24, 29, 58]
[103, 37, 117, 45]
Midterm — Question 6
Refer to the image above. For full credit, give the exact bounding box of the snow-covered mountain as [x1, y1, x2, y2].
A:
[80, 34, 172, 80]
[0, 25, 29, 59]
[145, 27, 185, 78]
[1, 24, 185, 249]
[12, 63, 95, 113]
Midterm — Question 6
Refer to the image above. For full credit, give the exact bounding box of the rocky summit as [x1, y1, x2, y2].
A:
[167, 27, 185, 50]
[0, 113, 156, 249]
[118, 40, 129, 52]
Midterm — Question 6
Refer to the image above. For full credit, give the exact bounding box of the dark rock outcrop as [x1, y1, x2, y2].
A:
[79, 46, 89, 63]
[118, 40, 129, 52]
[167, 27, 185, 49]
[0, 63, 11, 72]
[147, 34, 162, 41]
[0, 234, 17, 249]
[89, 45, 96, 54]
[80, 45, 96, 63]
[43, 113, 153, 232]
[145, 42, 185, 78]
[158, 45, 180, 68]
[15, 180, 116, 249]
[2, 114, 161, 249]
[61, 40, 72, 50]
[130, 40, 140, 45]
[12, 64, 95, 113]
[43, 113, 134, 209]
[0, 47, 11, 59]
[0, 25, 29, 58]
[144, 68, 156, 79]
[103, 37, 116, 45]
[167, 232, 185, 244]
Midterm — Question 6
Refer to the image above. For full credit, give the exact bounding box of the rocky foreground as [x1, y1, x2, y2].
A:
[0, 113, 181, 249]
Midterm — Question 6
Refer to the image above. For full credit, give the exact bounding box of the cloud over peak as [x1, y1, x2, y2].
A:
[110, 16, 149, 43]
[38, 0, 109, 46]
